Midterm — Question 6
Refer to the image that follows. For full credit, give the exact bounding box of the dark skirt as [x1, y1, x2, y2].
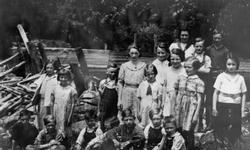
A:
[100, 87, 118, 121]
[214, 102, 241, 144]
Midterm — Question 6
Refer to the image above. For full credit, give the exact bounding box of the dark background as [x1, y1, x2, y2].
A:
[0, 0, 250, 58]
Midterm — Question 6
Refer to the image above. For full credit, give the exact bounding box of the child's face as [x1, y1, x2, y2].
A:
[151, 114, 162, 127]
[123, 116, 135, 128]
[46, 123, 56, 133]
[46, 64, 54, 75]
[59, 75, 69, 86]
[20, 115, 29, 125]
[156, 47, 168, 62]
[195, 42, 204, 54]
[164, 122, 176, 136]
[213, 33, 222, 44]
[226, 58, 237, 73]
[184, 61, 196, 76]
[170, 54, 181, 68]
[146, 70, 156, 83]
[108, 70, 117, 80]
[86, 119, 96, 128]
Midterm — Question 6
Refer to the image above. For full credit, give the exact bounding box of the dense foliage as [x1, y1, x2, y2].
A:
[0, 0, 249, 57]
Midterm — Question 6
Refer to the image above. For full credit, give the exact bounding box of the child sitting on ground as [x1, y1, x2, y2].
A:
[158, 116, 186, 150]
[144, 109, 164, 150]
[9, 110, 38, 150]
[26, 115, 66, 150]
[75, 110, 103, 150]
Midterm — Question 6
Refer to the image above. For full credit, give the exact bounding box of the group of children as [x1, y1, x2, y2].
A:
[115, 31, 247, 149]
[6, 30, 247, 150]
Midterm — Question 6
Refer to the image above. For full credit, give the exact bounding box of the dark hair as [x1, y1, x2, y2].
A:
[195, 37, 203, 43]
[149, 109, 162, 120]
[213, 29, 223, 36]
[185, 56, 201, 70]
[227, 55, 240, 70]
[43, 115, 56, 126]
[144, 64, 158, 76]
[107, 62, 119, 79]
[19, 110, 31, 119]
[84, 109, 98, 121]
[179, 30, 189, 37]
[155, 42, 170, 61]
[163, 115, 176, 127]
[169, 48, 185, 66]
[157, 42, 169, 53]
[57, 68, 72, 81]
[127, 43, 142, 57]
[44, 61, 55, 73]
[121, 108, 135, 120]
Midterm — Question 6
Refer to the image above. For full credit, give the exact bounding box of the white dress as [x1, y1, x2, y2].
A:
[163, 66, 186, 117]
[137, 80, 162, 127]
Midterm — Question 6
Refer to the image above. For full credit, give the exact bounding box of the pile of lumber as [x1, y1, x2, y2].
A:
[0, 74, 40, 120]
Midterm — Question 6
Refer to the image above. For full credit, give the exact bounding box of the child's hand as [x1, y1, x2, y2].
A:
[152, 146, 159, 150]
[49, 140, 59, 146]
[56, 133, 64, 142]
[212, 109, 218, 116]
[113, 139, 120, 148]
[75, 143, 82, 150]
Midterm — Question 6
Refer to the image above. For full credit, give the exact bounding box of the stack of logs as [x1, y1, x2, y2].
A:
[0, 74, 40, 121]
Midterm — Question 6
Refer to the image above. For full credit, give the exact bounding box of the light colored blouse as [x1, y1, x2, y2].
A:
[152, 59, 169, 85]
[165, 66, 186, 92]
[214, 72, 247, 104]
[34, 74, 58, 106]
[118, 61, 146, 85]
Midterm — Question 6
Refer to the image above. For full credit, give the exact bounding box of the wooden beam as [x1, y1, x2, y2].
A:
[17, 24, 30, 54]
[75, 47, 89, 76]
[0, 61, 26, 78]
[0, 53, 20, 66]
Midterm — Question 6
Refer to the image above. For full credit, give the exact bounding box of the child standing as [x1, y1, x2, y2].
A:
[144, 109, 164, 150]
[75, 110, 103, 150]
[163, 48, 186, 117]
[174, 57, 205, 149]
[212, 56, 247, 145]
[33, 62, 58, 130]
[51, 68, 77, 147]
[152, 42, 170, 85]
[98, 63, 119, 130]
[137, 64, 163, 128]
[193, 39, 212, 130]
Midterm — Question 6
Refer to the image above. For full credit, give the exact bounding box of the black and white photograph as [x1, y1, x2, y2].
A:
[0, 0, 250, 150]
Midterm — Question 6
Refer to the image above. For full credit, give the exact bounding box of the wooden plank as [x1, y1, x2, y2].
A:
[17, 24, 30, 54]
[0, 53, 20, 66]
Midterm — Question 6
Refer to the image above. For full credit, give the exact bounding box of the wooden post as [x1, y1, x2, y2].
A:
[70, 63, 86, 96]
[0, 53, 20, 66]
[17, 24, 30, 54]
[133, 33, 137, 47]
[75, 47, 89, 76]
[153, 34, 158, 54]
[37, 43, 48, 64]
